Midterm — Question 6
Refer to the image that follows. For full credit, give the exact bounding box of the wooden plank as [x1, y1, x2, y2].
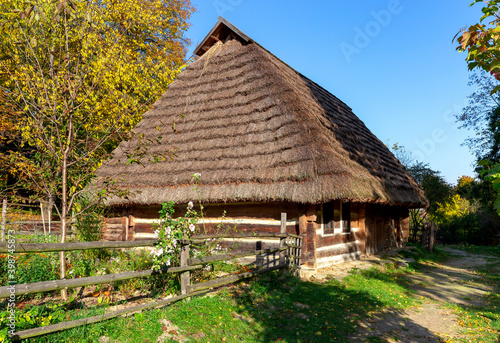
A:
[0, 240, 157, 253]
[134, 222, 154, 233]
[188, 247, 287, 265]
[315, 233, 355, 247]
[0, 264, 202, 298]
[11, 289, 210, 340]
[180, 243, 190, 295]
[105, 218, 123, 225]
[280, 213, 287, 234]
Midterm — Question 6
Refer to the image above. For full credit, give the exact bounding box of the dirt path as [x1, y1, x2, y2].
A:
[347, 246, 499, 343]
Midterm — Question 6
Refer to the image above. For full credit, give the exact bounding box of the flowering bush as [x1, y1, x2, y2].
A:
[151, 201, 199, 271]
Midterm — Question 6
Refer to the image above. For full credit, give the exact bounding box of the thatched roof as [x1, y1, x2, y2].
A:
[96, 17, 428, 208]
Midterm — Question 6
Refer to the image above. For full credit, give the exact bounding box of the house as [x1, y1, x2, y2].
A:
[95, 17, 428, 270]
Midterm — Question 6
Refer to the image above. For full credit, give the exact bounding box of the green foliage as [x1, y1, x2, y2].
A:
[480, 160, 500, 213]
[408, 162, 453, 215]
[151, 201, 198, 270]
[0, 252, 59, 291]
[456, 0, 500, 90]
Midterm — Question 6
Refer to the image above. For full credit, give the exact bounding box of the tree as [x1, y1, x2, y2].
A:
[388, 141, 415, 169]
[456, 0, 500, 92]
[407, 162, 452, 215]
[0, 0, 194, 299]
[457, 71, 500, 158]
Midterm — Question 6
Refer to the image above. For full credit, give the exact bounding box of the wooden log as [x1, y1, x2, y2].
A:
[188, 247, 287, 266]
[187, 264, 285, 293]
[11, 289, 210, 340]
[129, 215, 135, 241]
[180, 242, 190, 295]
[0, 240, 157, 253]
[0, 264, 202, 298]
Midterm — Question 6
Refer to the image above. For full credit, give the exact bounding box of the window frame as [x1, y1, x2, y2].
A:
[322, 201, 351, 236]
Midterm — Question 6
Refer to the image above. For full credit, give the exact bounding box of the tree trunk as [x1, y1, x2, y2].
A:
[60, 152, 68, 301]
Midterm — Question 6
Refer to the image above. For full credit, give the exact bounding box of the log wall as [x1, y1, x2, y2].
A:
[103, 202, 413, 270]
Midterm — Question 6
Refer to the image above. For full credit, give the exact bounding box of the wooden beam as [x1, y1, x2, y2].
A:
[0, 240, 157, 253]
[11, 289, 210, 340]
[0, 265, 202, 298]
[188, 247, 287, 266]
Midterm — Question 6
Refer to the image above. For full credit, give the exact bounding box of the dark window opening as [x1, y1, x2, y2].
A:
[342, 202, 351, 233]
[323, 201, 351, 235]
[323, 201, 334, 235]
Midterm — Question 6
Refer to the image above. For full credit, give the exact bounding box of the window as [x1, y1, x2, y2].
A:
[323, 201, 351, 235]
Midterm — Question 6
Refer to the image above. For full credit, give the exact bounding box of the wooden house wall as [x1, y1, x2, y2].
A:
[103, 202, 411, 270]
[313, 203, 365, 270]
[364, 204, 409, 256]
[104, 203, 315, 264]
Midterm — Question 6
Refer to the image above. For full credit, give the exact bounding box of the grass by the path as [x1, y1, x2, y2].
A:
[443, 246, 500, 343]
[4, 244, 499, 343]
[5, 261, 422, 343]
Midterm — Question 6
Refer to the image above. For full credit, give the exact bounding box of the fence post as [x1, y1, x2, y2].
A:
[180, 240, 190, 295]
[279, 213, 287, 269]
[297, 236, 302, 267]
[1, 199, 6, 242]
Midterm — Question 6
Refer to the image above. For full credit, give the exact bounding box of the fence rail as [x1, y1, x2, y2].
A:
[0, 239, 157, 253]
[5, 213, 303, 341]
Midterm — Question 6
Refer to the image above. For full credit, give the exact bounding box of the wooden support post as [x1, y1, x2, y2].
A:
[280, 213, 287, 269]
[180, 241, 190, 295]
[1, 199, 6, 242]
[128, 215, 135, 241]
[40, 203, 46, 236]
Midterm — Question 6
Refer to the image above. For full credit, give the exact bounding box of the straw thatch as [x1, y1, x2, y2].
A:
[96, 18, 427, 208]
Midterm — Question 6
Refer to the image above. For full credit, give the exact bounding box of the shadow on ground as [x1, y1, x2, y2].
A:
[232, 271, 441, 343]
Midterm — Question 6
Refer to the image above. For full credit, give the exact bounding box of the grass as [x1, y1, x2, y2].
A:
[442, 246, 500, 343]
[3, 244, 500, 342]
[4, 261, 422, 343]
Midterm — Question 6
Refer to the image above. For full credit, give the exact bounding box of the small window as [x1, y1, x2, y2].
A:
[323, 201, 351, 235]
[342, 202, 351, 233]
[323, 201, 335, 235]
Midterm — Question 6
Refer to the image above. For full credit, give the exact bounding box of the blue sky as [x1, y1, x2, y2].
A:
[184, 0, 484, 185]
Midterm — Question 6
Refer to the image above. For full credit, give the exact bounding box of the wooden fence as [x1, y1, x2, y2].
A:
[0, 232, 302, 340]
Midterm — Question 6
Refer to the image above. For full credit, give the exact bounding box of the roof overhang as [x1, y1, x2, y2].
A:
[193, 16, 252, 57]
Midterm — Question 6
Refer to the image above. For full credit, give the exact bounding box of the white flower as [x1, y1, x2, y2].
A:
[154, 248, 164, 257]
[166, 226, 171, 237]
[188, 201, 194, 209]
[189, 224, 195, 232]
[173, 240, 177, 248]
[154, 229, 160, 238]
[166, 259, 171, 266]
[193, 172, 201, 179]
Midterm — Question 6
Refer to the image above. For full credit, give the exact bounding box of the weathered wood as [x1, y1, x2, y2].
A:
[315, 232, 355, 248]
[180, 242, 190, 295]
[280, 213, 286, 234]
[11, 289, 210, 340]
[183, 233, 290, 245]
[188, 247, 287, 266]
[0, 240, 157, 253]
[0, 264, 202, 298]
[104, 218, 123, 225]
[1, 199, 6, 242]
[187, 264, 285, 293]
